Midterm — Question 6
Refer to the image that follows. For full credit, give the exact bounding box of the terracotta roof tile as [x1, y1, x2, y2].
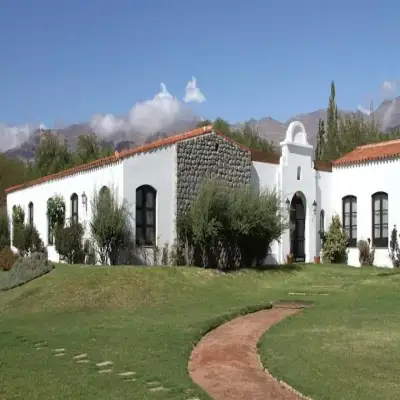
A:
[5, 125, 215, 194]
[333, 139, 400, 166]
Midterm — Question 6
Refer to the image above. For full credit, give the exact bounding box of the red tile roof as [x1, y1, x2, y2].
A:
[6, 125, 261, 195]
[333, 139, 400, 166]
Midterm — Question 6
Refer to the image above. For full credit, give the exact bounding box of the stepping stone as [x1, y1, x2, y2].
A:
[76, 359, 90, 364]
[149, 386, 169, 392]
[146, 381, 161, 386]
[53, 348, 66, 353]
[54, 353, 65, 357]
[34, 342, 47, 347]
[98, 369, 113, 374]
[73, 353, 88, 360]
[118, 371, 136, 377]
[124, 378, 137, 382]
[96, 361, 113, 367]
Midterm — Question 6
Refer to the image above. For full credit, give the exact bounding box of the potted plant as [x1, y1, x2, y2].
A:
[314, 255, 320, 264]
[286, 253, 294, 264]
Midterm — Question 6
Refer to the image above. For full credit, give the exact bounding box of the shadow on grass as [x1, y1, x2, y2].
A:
[376, 270, 400, 277]
[252, 263, 304, 273]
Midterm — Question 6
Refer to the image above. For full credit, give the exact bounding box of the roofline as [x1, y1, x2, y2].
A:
[5, 125, 215, 195]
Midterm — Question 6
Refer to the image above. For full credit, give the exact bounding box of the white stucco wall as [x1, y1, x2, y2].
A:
[316, 169, 333, 255]
[332, 159, 399, 268]
[251, 161, 280, 264]
[6, 163, 124, 262]
[122, 144, 176, 263]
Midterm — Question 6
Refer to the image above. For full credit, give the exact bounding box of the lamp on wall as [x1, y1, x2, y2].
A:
[285, 198, 290, 213]
[312, 200, 317, 215]
[82, 192, 87, 211]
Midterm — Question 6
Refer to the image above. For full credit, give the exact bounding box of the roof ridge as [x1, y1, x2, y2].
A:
[5, 125, 214, 194]
[356, 138, 400, 149]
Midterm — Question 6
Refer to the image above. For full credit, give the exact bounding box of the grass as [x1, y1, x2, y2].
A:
[0, 264, 399, 399]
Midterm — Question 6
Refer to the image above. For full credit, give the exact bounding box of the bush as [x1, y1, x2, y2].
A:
[90, 186, 133, 265]
[322, 215, 348, 264]
[83, 239, 96, 265]
[0, 209, 10, 250]
[177, 179, 287, 270]
[55, 219, 84, 264]
[13, 224, 44, 257]
[0, 252, 54, 291]
[389, 225, 400, 267]
[357, 239, 375, 267]
[0, 246, 18, 271]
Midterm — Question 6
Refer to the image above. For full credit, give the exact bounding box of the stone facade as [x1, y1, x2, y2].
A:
[176, 133, 252, 215]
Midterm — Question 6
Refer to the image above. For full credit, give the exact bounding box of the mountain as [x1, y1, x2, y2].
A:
[4, 97, 400, 161]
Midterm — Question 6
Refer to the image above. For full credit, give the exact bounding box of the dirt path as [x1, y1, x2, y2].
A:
[188, 307, 305, 400]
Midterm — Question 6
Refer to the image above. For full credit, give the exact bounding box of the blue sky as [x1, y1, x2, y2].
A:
[0, 0, 399, 135]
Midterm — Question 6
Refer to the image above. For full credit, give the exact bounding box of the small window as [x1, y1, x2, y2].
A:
[372, 192, 388, 248]
[342, 195, 357, 247]
[297, 166, 301, 180]
[71, 193, 79, 223]
[28, 202, 34, 227]
[320, 209, 325, 234]
[135, 185, 156, 246]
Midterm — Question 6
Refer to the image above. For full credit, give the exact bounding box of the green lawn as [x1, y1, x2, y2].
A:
[0, 264, 399, 399]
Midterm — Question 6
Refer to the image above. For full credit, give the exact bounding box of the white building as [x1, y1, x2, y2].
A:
[5, 122, 396, 267]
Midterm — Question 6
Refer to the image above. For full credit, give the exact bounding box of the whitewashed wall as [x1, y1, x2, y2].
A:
[123, 144, 177, 264]
[332, 159, 399, 268]
[7, 162, 124, 262]
[316, 169, 333, 255]
[251, 160, 280, 264]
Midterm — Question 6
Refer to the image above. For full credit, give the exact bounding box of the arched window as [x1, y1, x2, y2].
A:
[28, 202, 34, 227]
[319, 209, 325, 234]
[297, 166, 301, 180]
[372, 192, 388, 248]
[71, 193, 78, 223]
[99, 186, 111, 203]
[136, 185, 156, 246]
[342, 195, 357, 247]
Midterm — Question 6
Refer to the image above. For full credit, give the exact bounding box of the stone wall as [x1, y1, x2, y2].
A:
[176, 133, 252, 215]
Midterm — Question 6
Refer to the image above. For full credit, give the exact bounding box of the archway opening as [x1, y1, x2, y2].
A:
[290, 192, 306, 262]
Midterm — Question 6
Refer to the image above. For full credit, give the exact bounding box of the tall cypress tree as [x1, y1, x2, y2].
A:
[316, 119, 325, 160]
[325, 81, 338, 161]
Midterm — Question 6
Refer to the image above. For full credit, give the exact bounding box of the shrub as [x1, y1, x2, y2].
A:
[13, 224, 44, 257]
[83, 239, 96, 265]
[89, 186, 133, 265]
[357, 239, 375, 267]
[12, 205, 25, 227]
[54, 219, 85, 264]
[177, 179, 287, 270]
[0, 246, 18, 271]
[322, 215, 348, 264]
[0, 209, 10, 250]
[389, 225, 400, 267]
[0, 252, 54, 291]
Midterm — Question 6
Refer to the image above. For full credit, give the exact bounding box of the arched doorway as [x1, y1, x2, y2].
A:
[290, 193, 306, 262]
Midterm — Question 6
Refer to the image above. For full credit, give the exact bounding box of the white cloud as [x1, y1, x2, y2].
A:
[0, 123, 45, 152]
[90, 78, 206, 137]
[184, 77, 205, 103]
[357, 105, 372, 115]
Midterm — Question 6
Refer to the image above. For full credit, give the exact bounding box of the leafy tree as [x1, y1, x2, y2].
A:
[55, 219, 85, 264]
[196, 120, 212, 128]
[74, 134, 113, 166]
[35, 131, 73, 176]
[89, 186, 133, 265]
[315, 119, 325, 160]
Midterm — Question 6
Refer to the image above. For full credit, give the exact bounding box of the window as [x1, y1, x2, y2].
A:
[28, 202, 34, 227]
[320, 209, 325, 234]
[297, 166, 301, 180]
[136, 185, 156, 246]
[71, 193, 78, 223]
[342, 195, 357, 247]
[372, 192, 388, 248]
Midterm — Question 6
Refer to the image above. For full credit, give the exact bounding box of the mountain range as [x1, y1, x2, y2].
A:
[4, 97, 400, 161]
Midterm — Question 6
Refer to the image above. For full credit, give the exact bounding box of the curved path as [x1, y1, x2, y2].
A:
[188, 306, 306, 400]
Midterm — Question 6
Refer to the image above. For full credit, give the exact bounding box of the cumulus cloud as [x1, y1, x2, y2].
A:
[90, 78, 206, 137]
[357, 105, 372, 116]
[184, 77, 205, 103]
[0, 123, 45, 152]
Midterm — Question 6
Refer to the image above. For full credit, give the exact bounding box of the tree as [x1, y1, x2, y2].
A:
[315, 119, 325, 160]
[35, 131, 72, 176]
[74, 134, 113, 166]
[323, 81, 339, 161]
[196, 120, 212, 128]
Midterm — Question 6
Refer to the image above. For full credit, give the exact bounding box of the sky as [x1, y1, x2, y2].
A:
[0, 0, 399, 150]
